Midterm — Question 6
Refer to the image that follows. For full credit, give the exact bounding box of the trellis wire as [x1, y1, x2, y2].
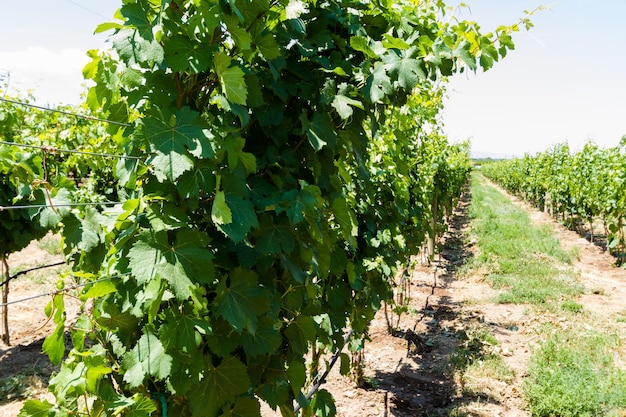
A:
[0, 273, 130, 307]
[0, 97, 131, 127]
[0, 140, 142, 161]
[0, 261, 67, 288]
[0, 201, 125, 212]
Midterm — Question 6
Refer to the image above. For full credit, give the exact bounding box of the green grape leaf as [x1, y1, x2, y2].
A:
[144, 107, 214, 181]
[242, 317, 282, 357]
[350, 36, 378, 58]
[161, 312, 208, 354]
[223, 14, 252, 50]
[164, 35, 212, 73]
[301, 111, 337, 151]
[311, 389, 336, 417]
[81, 279, 117, 300]
[383, 48, 425, 90]
[18, 400, 54, 417]
[49, 362, 87, 403]
[115, 157, 140, 188]
[331, 196, 358, 246]
[122, 332, 173, 387]
[216, 194, 259, 243]
[42, 326, 65, 366]
[126, 394, 158, 417]
[221, 396, 262, 417]
[62, 209, 102, 252]
[255, 218, 295, 255]
[120, 2, 153, 39]
[283, 186, 319, 226]
[111, 29, 164, 66]
[286, 360, 306, 395]
[212, 190, 233, 225]
[363, 62, 392, 103]
[189, 357, 251, 416]
[331, 95, 364, 120]
[285, 316, 316, 355]
[223, 136, 256, 173]
[215, 53, 248, 105]
[42, 294, 66, 365]
[165, 229, 215, 284]
[129, 229, 213, 300]
[128, 231, 167, 284]
[213, 268, 268, 333]
[255, 33, 281, 60]
[177, 163, 215, 199]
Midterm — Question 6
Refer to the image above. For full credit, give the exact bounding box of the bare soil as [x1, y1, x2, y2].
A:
[319, 185, 625, 417]
[1, 184, 625, 417]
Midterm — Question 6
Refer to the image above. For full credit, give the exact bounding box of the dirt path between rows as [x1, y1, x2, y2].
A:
[319, 181, 626, 417]
[1, 181, 625, 417]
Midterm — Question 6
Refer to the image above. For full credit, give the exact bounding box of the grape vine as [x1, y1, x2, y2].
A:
[482, 139, 626, 263]
[12, 0, 529, 416]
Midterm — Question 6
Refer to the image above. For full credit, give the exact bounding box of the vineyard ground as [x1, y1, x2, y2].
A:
[1, 181, 625, 417]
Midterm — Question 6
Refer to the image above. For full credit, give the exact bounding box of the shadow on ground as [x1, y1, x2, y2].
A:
[360, 188, 507, 416]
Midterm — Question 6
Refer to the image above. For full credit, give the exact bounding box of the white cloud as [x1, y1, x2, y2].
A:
[0, 47, 92, 105]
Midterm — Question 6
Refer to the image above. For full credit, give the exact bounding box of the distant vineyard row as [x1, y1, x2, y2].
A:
[481, 141, 626, 261]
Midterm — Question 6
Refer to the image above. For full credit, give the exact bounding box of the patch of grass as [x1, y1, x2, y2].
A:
[37, 233, 62, 256]
[525, 329, 626, 417]
[466, 174, 583, 305]
[561, 299, 584, 313]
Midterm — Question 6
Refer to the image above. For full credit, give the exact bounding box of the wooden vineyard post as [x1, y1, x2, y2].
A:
[1, 255, 9, 345]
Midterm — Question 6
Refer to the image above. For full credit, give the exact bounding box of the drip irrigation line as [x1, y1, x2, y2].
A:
[0, 201, 124, 211]
[0, 140, 143, 161]
[0, 261, 67, 288]
[0, 273, 129, 307]
[0, 97, 131, 127]
[294, 328, 355, 414]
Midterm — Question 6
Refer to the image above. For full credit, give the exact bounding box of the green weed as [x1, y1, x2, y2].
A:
[525, 330, 626, 417]
[561, 299, 584, 313]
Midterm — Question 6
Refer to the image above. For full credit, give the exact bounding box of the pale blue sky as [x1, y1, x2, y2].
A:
[444, 0, 626, 156]
[1, 1, 625, 157]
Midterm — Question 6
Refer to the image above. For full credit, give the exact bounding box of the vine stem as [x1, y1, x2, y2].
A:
[294, 328, 354, 414]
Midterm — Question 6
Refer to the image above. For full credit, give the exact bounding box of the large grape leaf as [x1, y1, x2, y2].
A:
[62, 209, 102, 252]
[215, 53, 248, 105]
[221, 396, 261, 417]
[164, 35, 213, 73]
[363, 62, 392, 103]
[331, 95, 364, 120]
[212, 268, 269, 333]
[120, 2, 154, 40]
[189, 357, 251, 417]
[111, 29, 164, 67]
[143, 107, 215, 181]
[216, 177, 259, 242]
[122, 332, 173, 388]
[285, 316, 317, 355]
[300, 111, 337, 151]
[128, 229, 213, 300]
[18, 400, 53, 417]
[383, 47, 425, 90]
[241, 317, 282, 357]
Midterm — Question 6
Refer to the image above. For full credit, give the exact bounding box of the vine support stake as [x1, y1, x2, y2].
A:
[1, 255, 10, 346]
